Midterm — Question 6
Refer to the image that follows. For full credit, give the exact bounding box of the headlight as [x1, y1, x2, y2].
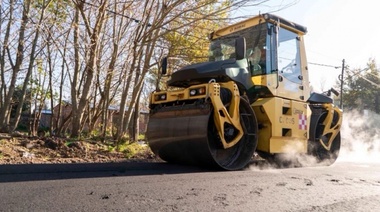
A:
[189, 87, 206, 96]
[154, 93, 166, 101]
[190, 89, 197, 96]
[198, 87, 206, 95]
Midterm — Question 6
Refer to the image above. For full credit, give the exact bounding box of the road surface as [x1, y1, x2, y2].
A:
[1, 160, 379, 212]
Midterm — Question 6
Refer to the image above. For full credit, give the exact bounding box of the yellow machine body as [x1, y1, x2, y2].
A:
[147, 13, 342, 170]
[252, 97, 310, 154]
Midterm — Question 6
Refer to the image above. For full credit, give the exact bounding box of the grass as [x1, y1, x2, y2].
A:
[0, 139, 7, 159]
[0, 134, 154, 163]
[0, 139, 6, 145]
[138, 134, 145, 141]
[116, 142, 149, 159]
[95, 136, 151, 159]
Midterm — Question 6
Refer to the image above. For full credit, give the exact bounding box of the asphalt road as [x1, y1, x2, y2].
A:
[1, 160, 380, 212]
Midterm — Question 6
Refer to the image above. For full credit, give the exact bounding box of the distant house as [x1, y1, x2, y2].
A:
[39, 109, 52, 128]
[18, 110, 50, 131]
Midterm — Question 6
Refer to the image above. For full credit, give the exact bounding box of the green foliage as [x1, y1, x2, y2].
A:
[37, 126, 50, 137]
[138, 134, 145, 141]
[11, 85, 32, 117]
[107, 145, 116, 152]
[64, 138, 81, 145]
[104, 140, 148, 159]
[164, 0, 231, 71]
[116, 135, 129, 146]
[64, 141, 74, 147]
[79, 127, 114, 141]
[29, 58, 53, 103]
[120, 142, 148, 159]
[15, 123, 28, 132]
[89, 129, 101, 139]
[340, 59, 380, 113]
[31, 0, 72, 25]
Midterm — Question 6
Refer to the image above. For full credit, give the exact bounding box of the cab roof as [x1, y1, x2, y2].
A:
[210, 13, 307, 40]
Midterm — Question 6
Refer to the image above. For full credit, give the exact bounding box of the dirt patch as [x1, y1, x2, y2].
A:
[0, 133, 160, 164]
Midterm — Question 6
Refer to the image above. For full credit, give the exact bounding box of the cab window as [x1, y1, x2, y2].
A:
[277, 28, 302, 84]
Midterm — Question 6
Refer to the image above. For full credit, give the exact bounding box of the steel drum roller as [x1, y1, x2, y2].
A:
[147, 98, 257, 170]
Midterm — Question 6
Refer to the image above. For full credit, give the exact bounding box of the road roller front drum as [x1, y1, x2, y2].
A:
[147, 97, 258, 170]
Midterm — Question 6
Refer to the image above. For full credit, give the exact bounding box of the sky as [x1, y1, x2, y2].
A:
[231, 0, 380, 92]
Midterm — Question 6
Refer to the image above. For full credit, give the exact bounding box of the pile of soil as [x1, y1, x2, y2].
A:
[0, 133, 159, 164]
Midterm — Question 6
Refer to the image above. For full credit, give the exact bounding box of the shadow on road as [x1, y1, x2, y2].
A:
[0, 159, 283, 183]
[0, 162, 210, 183]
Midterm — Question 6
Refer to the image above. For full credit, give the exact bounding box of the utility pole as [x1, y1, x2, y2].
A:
[339, 59, 345, 109]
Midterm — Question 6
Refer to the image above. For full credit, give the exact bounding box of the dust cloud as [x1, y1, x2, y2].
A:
[337, 110, 380, 164]
[249, 110, 380, 171]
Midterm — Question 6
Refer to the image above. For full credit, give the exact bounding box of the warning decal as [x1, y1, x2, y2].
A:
[298, 114, 307, 130]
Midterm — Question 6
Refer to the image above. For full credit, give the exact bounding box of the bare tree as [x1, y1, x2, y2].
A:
[0, 0, 31, 132]
[11, 0, 55, 132]
[114, 0, 238, 142]
[0, 0, 293, 139]
[70, 0, 108, 137]
[0, 0, 15, 111]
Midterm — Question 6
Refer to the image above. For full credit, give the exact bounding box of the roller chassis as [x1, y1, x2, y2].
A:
[148, 80, 342, 170]
[146, 13, 343, 170]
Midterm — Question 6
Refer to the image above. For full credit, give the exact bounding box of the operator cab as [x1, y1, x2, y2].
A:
[209, 13, 310, 102]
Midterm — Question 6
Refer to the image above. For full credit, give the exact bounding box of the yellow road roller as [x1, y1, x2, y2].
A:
[146, 13, 342, 170]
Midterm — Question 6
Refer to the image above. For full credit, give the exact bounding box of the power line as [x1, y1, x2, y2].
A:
[80, 1, 152, 27]
[78, 1, 356, 72]
[80, 1, 211, 41]
[308, 61, 341, 69]
[351, 72, 380, 88]
[345, 67, 380, 88]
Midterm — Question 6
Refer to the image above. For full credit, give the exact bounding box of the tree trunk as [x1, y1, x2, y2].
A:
[0, 0, 14, 110]
[131, 90, 141, 142]
[70, 6, 80, 137]
[100, 6, 122, 140]
[115, 51, 138, 140]
[121, 23, 161, 141]
[0, 0, 30, 132]
[115, 23, 147, 141]
[56, 33, 70, 137]
[47, 36, 54, 136]
[71, 0, 107, 137]
[11, 0, 53, 132]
